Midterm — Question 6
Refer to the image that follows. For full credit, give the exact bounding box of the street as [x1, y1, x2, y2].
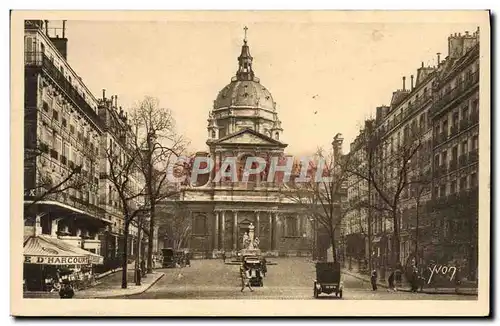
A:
[112, 258, 476, 300]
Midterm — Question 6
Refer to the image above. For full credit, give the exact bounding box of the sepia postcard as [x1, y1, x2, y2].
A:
[10, 10, 491, 317]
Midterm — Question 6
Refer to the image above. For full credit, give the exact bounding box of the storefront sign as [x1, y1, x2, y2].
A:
[24, 255, 90, 265]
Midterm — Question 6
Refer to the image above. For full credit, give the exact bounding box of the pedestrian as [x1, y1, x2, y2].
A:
[140, 259, 146, 277]
[370, 269, 378, 291]
[388, 270, 395, 291]
[240, 263, 253, 292]
[222, 251, 226, 263]
[58, 280, 74, 299]
[185, 253, 191, 267]
[411, 266, 419, 292]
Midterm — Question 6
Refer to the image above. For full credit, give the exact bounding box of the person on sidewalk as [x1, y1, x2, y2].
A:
[240, 263, 253, 292]
[222, 251, 226, 263]
[370, 269, 378, 291]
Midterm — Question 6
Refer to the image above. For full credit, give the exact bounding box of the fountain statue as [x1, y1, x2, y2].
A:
[239, 222, 261, 257]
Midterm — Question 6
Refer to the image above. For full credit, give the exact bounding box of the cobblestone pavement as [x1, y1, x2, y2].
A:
[112, 258, 477, 300]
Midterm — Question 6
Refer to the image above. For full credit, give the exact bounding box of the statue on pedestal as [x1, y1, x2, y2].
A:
[243, 232, 250, 249]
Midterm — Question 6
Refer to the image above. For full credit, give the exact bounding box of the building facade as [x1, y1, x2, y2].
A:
[429, 29, 479, 279]
[24, 20, 110, 253]
[161, 35, 313, 258]
[342, 28, 480, 280]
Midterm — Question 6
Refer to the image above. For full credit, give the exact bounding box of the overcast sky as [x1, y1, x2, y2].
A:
[56, 15, 479, 155]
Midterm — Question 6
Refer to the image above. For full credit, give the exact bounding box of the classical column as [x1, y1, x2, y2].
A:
[256, 211, 260, 238]
[268, 211, 273, 250]
[214, 211, 220, 250]
[233, 211, 238, 250]
[220, 211, 225, 250]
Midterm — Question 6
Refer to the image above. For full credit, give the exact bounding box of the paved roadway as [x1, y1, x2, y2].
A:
[116, 258, 476, 300]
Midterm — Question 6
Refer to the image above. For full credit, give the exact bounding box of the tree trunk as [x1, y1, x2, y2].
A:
[392, 209, 401, 268]
[415, 198, 420, 266]
[135, 216, 142, 286]
[331, 236, 337, 263]
[121, 222, 129, 289]
[147, 202, 155, 273]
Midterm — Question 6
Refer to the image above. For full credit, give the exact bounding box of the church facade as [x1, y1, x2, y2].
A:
[162, 33, 314, 258]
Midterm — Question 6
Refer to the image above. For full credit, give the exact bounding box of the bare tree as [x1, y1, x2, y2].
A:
[348, 129, 423, 269]
[103, 139, 148, 289]
[129, 97, 188, 274]
[24, 131, 88, 212]
[285, 144, 351, 263]
[157, 204, 192, 251]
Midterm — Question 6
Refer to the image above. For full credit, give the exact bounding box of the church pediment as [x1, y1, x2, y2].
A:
[214, 128, 286, 147]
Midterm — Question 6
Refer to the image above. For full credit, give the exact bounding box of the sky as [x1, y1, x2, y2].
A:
[53, 15, 480, 156]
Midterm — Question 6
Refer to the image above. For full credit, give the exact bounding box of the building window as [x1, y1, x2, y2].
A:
[462, 105, 469, 120]
[70, 124, 75, 134]
[62, 118, 67, 128]
[53, 110, 59, 121]
[461, 140, 468, 154]
[451, 180, 457, 194]
[43, 101, 49, 112]
[452, 146, 458, 162]
[460, 176, 467, 190]
[441, 150, 447, 165]
[285, 216, 299, 237]
[470, 173, 478, 188]
[440, 185, 446, 197]
[192, 215, 207, 235]
[472, 135, 478, 150]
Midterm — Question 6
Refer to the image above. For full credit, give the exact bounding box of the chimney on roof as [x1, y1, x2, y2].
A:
[102, 89, 106, 100]
[437, 53, 441, 67]
[115, 95, 118, 108]
[411, 75, 414, 91]
[421, 61, 424, 68]
[402, 76, 406, 91]
[62, 20, 66, 38]
[44, 20, 48, 34]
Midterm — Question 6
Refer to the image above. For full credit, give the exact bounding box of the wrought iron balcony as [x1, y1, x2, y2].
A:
[431, 71, 479, 116]
[24, 52, 102, 129]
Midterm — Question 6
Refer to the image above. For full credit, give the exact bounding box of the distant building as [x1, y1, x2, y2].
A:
[161, 32, 313, 258]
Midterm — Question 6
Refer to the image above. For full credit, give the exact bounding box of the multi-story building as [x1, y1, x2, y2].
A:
[429, 28, 480, 279]
[97, 92, 143, 266]
[24, 20, 110, 253]
[342, 28, 480, 281]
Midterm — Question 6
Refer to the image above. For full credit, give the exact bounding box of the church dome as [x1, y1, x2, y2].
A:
[214, 79, 275, 111]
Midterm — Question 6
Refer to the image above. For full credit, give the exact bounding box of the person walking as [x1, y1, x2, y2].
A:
[222, 251, 226, 263]
[240, 263, 253, 292]
[370, 269, 378, 291]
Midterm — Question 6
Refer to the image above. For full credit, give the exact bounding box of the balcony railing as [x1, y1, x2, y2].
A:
[432, 71, 479, 115]
[24, 52, 102, 129]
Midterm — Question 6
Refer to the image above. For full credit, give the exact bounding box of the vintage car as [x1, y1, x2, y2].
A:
[313, 261, 343, 298]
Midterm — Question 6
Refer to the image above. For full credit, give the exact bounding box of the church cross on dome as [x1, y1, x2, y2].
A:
[236, 26, 255, 81]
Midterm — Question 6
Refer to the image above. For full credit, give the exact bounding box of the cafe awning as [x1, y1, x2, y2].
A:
[23, 235, 103, 265]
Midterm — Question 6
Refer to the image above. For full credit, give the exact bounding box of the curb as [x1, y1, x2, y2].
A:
[100, 273, 165, 298]
[342, 269, 477, 296]
[83, 273, 165, 299]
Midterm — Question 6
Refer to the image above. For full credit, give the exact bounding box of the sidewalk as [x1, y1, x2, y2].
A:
[76, 269, 164, 298]
[342, 268, 478, 296]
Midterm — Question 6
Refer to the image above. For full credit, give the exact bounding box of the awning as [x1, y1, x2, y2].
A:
[23, 235, 103, 265]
